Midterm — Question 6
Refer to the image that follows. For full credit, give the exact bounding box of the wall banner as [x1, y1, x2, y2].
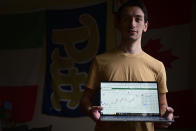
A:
[43, 2, 107, 117]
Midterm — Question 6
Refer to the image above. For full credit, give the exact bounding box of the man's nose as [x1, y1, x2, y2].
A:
[129, 19, 136, 27]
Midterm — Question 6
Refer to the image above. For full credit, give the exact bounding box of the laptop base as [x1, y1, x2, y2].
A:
[100, 116, 174, 122]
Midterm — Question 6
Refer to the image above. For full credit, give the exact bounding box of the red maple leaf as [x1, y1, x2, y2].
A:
[143, 39, 179, 68]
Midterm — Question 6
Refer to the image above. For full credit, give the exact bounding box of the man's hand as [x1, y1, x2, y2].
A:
[155, 106, 178, 129]
[80, 88, 103, 122]
[161, 107, 174, 128]
[88, 106, 103, 122]
[165, 107, 174, 121]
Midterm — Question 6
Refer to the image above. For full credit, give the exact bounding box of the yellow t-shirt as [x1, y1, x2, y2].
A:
[86, 48, 168, 131]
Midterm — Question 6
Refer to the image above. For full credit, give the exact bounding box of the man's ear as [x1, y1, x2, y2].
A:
[143, 21, 148, 32]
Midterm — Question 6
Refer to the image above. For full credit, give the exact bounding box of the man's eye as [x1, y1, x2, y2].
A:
[136, 18, 142, 22]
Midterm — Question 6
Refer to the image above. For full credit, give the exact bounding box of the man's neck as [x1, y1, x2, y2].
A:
[119, 39, 143, 54]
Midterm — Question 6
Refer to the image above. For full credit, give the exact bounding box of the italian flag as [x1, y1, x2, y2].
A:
[0, 11, 45, 123]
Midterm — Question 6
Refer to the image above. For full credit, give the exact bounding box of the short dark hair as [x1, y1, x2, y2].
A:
[117, 0, 148, 23]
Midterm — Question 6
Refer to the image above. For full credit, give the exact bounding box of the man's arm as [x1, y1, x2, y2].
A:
[80, 88, 103, 121]
[159, 93, 168, 116]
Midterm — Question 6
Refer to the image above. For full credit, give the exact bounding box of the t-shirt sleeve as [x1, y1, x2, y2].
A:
[157, 62, 168, 93]
[85, 58, 100, 90]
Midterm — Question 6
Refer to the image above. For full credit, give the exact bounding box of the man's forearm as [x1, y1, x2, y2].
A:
[80, 94, 92, 116]
[159, 93, 168, 116]
[80, 88, 96, 116]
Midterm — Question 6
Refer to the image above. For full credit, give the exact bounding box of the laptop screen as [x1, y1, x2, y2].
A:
[100, 81, 160, 116]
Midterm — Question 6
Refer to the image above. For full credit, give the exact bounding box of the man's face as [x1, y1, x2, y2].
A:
[118, 6, 148, 42]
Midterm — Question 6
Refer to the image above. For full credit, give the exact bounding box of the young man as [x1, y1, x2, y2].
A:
[80, 0, 174, 130]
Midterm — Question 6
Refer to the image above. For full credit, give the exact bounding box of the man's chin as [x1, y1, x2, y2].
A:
[128, 37, 137, 41]
[122, 36, 137, 42]
[124, 38, 136, 43]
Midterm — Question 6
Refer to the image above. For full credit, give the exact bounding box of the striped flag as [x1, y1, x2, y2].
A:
[142, 0, 195, 128]
[0, 11, 45, 122]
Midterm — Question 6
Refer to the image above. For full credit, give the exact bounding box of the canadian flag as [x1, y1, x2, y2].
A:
[114, 0, 195, 129]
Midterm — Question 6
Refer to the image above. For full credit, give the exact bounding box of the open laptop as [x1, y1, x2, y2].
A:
[100, 81, 174, 122]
